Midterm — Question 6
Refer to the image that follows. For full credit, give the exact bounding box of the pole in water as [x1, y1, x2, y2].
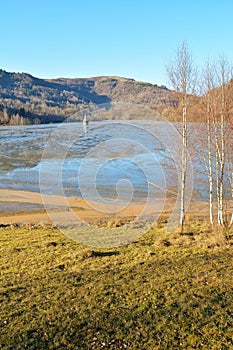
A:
[83, 113, 89, 126]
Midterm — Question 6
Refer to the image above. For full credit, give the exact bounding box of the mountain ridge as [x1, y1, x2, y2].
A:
[0, 69, 178, 125]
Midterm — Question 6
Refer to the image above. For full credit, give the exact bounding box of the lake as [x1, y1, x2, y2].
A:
[0, 120, 208, 204]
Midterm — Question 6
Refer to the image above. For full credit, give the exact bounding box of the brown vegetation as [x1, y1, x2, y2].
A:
[0, 69, 178, 125]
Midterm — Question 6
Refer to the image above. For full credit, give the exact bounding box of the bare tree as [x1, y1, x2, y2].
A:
[225, 89, 233, 226]
[214, 57, 232, 225]
[166, 42, 196, 230]
[226, 145, 233, 226]
[201, 61, 218, 225]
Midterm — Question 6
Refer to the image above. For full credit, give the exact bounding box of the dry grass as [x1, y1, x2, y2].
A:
[151, 219, 233, 249]
[0, 222, 233, 349]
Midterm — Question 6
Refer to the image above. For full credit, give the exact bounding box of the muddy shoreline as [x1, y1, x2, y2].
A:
[0, 189, 211, 227]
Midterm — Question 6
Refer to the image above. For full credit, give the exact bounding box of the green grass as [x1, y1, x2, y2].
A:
[0, 224, 233, 349]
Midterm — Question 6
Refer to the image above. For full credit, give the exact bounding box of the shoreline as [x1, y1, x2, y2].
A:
[0, 189, 210, 226]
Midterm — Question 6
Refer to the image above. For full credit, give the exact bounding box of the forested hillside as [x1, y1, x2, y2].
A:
[0, 69, 178, 125]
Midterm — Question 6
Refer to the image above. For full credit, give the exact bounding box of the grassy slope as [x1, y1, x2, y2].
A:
[0, 225, 233, 349]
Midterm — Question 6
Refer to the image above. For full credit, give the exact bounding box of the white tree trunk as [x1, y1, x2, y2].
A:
[229, 173, 233, 227]
[166, 41, 195, 231]
[213, 122, 221, 225]
[219, 82, 226, 226]
[207, 92, 214, 225]
[180, 102, 187, 230]
[230, 211, 233, 227]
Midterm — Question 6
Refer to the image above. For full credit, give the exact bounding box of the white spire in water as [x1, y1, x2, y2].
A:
[83, 113, 89, 126]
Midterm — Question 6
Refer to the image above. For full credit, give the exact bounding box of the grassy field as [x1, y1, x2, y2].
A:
[0, 223, 233, 349]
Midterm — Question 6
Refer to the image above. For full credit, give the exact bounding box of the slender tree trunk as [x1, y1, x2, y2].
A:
[180, 97, 187, 230]
[213, 119, 222, 225]
[230, 200, 233, 226]
[166, 41, 195, 231]
[219, 82, 226, 226]
[230, 214, 233, 227]
[229, 170, 233, 227]
[207, 92, 214, 225]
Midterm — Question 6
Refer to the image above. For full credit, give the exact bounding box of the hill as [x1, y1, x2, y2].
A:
[0, 69, 178, 125]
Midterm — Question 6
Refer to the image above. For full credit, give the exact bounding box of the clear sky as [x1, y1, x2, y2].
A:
[1, 0, 233, 86]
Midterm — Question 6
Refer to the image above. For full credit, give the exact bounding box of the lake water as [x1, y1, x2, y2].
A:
[0, 120, 207, 203]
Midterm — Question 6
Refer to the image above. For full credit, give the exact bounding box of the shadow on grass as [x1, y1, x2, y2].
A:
[93, 251, 120, 257]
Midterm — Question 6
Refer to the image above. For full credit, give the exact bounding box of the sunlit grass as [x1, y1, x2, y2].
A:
[0, 223, 233, 349]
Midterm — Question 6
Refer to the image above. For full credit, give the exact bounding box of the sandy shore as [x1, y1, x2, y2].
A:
[0, 189, 211, 226]
[0, 189, 167, 226]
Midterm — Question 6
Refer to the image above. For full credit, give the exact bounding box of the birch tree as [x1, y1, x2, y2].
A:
[226, 144, 233, 226]
[166, 41, 196, 230]
[202, 62, 217, 225]
[224, 81, 233, 227]
[214, 57, 232, 225]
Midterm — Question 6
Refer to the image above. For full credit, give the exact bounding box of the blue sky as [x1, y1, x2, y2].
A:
[1, 0, 233, 85]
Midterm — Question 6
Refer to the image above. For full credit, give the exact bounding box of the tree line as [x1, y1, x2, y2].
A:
[167, 41, 233, 229]
[0, 105, 34, 125]
[0, 105, 67, 125]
